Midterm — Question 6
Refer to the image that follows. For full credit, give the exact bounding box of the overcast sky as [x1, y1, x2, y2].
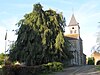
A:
[0, 0, 100, 56]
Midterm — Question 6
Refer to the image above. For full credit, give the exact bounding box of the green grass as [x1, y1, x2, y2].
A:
[96, 65, 100, 70]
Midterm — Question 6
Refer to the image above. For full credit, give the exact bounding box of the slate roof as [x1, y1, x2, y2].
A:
[68, 14, 79, 26]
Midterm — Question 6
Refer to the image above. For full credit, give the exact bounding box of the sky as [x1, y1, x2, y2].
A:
[0, 0, 100, 56]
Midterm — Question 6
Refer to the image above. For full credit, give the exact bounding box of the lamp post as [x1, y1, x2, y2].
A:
[4, 30, 7, 65]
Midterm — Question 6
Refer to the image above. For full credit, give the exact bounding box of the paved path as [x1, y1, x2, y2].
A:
[53, 65, 100, 75]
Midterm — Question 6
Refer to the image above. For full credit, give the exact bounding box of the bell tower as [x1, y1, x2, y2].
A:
[68, 14, 80, 38]
[64, 14, 85, 66]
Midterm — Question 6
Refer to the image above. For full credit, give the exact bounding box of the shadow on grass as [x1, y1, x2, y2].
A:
[39, 70, 64, 75]
[39, 72, 55, 75]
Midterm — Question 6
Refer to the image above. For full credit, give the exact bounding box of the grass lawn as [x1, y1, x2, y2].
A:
[96, 65, 100, 70]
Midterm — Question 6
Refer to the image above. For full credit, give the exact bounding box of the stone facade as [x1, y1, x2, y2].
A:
[64, 14, 86, 65]
[91, 51, 100, 65]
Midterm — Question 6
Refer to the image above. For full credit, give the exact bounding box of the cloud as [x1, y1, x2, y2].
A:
[0, 11, 9, 15]
[1, 17, 19, 29]
[78, 1, 97, 13]
[56, 0, 73, 5]
[13, 3, 31, 9]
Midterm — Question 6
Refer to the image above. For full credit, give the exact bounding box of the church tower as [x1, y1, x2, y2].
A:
[67, 14, 80, 39]
[64, 14, 85, 65]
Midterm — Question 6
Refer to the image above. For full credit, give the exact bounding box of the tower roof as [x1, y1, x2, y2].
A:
[68, 14, 79, 26]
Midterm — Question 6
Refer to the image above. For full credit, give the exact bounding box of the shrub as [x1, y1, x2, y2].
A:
[2, 65, 42, 75]
[42, 62, 63, 73]
[0, 60, 4, 65]
[88, 57, 94, 65]
[2, 65, 15, 75]
[96, 65, 100, 70]
[2, 62, 63, 75]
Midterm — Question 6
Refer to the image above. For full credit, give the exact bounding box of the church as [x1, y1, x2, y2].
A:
[64, 14, 86, 65]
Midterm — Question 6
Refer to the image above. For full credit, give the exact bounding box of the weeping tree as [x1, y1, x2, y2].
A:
[9, 3, 73, 66]
[91, 26, 100, 53]
[96, 29, 100, 52]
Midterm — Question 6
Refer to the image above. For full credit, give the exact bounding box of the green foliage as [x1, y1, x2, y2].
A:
[88, 57, 94, 65]
[96, 31, 100, 44]
[9, 3, 72, 66]
[96, 65, 100, 70]
[0, 53, 5, 65]
[2, 62, 62, 75]
[9, 42, 15, 51]
[42, 62, 63, 72]
[2, 65, 42, 75]
[95, 31, 100, 52]
[33, 3, 43, 12]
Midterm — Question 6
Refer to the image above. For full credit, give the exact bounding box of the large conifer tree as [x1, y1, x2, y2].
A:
[9, 3, 73, 66]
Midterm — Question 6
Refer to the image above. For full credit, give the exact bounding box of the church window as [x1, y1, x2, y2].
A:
[72, 27, 74, 29]
[70, 30, 72, 34]
[74, 30, 76, 33]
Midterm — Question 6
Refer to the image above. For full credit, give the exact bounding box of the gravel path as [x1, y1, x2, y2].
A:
[52, 65, 100, 75]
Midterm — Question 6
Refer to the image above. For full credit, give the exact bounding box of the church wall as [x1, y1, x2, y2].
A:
[65, 14, 86, 66]
[68, 40, 81, 65]
[70, 39, 84, 65]
[68, 26, 80, 34]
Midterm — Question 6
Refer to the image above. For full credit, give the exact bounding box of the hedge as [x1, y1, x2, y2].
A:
[2, 62, 63, 75]
[2, 65, 42, 75]
[42, 62, 63, 73]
